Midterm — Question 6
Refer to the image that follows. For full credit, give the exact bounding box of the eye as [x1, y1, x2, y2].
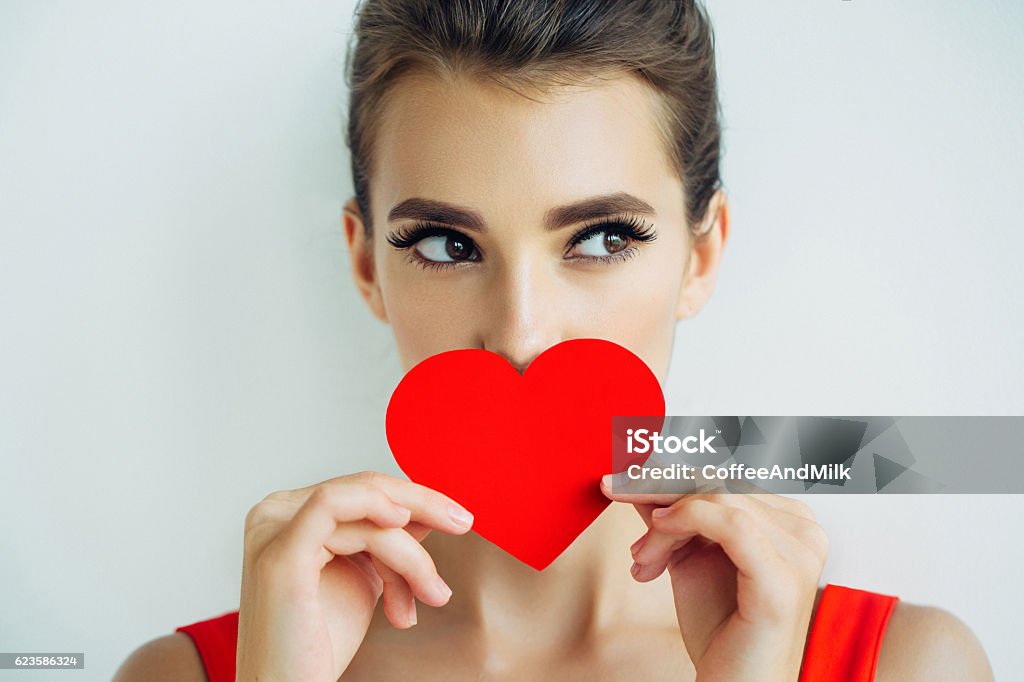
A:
[569, 230, 631, 257]
[566, 217, 656, 261]
[385, 224, 481, 267]
[414, 233, 478, 262]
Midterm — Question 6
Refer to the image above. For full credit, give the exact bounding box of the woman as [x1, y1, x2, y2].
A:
[115, 1, 993, 680]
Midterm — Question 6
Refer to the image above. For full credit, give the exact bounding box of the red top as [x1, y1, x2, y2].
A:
[176, 583, 897, 682]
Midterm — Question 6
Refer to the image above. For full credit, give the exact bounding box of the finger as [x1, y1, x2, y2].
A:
[624, 489, 781, 558]
[633, 497, 782, 583]
[601, 470, 819, 521]
[626, 491, 825, 581]
[254, 484, 412, 531]
[278, 474, 471, 566]
[372, 555, 418, 629]
[631, 489, 821, 555]
[267, 471, 474, 535]
[691, 492, 825, 556]
[624, 485, 770, 541]
[624, 489, 757, 562]
[713, 478, 817, 518]
[344, 551, 384, 597]
[267, 486, 411, 569]
[375, 523, 434, 628]
[601, 474, 693, 506]
[632, 491, 747, 566]
[634, 493, 807, 568]
[372, 524, 433, 628]
[405, 521, 432, 543]
[630, 526, 699, 582]
[353, 473, 474, 535]
[323, 521, 452, 608]
[274, 484, 413, 568]
[632, 534, 711, 581]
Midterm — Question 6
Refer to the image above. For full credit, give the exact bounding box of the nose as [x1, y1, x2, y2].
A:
[480, 260, 563, 374]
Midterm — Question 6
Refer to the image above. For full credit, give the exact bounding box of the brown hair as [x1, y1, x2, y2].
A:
[345, 0, 722, 236]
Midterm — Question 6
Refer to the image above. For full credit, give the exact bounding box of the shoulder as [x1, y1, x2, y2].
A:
[875, 601, 993, 682]
[113, 633, 208, 682]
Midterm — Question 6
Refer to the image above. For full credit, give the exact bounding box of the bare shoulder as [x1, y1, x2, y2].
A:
[112, 632, 207, 682]
[875, 601, 993, 682]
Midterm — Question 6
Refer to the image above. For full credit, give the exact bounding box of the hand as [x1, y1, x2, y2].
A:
[602, 479, 828, 682]
[236, 471, 474, 682]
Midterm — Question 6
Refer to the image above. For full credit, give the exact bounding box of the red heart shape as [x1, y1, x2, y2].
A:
[385, 338, 665, 570]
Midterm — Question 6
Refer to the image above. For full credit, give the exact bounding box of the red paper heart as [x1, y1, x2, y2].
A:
[385, 338, 665, 570]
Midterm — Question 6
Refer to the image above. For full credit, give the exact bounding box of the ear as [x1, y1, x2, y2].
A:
[343, 198, 389, 323]
[676, 190, 729, 321]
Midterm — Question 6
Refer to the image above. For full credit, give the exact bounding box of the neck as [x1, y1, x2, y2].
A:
[420, 503, 676, 646]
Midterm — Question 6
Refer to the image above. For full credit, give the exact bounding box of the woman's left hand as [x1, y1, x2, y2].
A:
[601, 479, 828, 682]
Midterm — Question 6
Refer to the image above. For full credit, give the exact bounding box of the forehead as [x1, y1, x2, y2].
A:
[371, 71, 683, 224]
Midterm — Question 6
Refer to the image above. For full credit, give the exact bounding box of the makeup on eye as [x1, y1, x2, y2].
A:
[386, 222, 481, 266]
[564, 215, 657, 260]
[385, 215, 658, 269]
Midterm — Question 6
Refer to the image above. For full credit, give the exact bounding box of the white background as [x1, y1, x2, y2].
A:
[2, 1, 1022, 679]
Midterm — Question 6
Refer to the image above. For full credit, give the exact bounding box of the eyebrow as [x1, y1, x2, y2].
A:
[387, 198, 486, 232]
[386, 192, 657, 233]
[544, 192, 657, 230]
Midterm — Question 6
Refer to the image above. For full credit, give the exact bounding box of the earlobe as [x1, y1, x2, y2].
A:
[676, 191, 729, 321]
[343, 199, 389, 323]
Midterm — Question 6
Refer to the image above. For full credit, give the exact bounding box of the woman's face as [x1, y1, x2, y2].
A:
[345, 72, 727, 383]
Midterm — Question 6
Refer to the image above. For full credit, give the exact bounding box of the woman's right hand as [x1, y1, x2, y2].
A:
[235, 471, 474, 682]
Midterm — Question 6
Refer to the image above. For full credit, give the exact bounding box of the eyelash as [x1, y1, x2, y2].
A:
[565, 214, 657, 259]
[385, 215, 657, 270]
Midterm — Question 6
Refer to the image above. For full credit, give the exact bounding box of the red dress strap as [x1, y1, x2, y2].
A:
[175, 610, 239, 682]
[799, 583, 899, 682]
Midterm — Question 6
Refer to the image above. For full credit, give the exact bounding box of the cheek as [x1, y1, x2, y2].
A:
[570, 267, 681, 380]
[388, 298, 479, 371]
[377, 262, 483, 371]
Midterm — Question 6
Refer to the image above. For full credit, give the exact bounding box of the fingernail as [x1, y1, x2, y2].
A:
[435, 576, 452, 602]
[601, 474, 614, 488]
[651, 507, 672, 519]
[630, 561, 642, 578]
[407, 601, 417, 627]
[448, 503, 473, 529]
